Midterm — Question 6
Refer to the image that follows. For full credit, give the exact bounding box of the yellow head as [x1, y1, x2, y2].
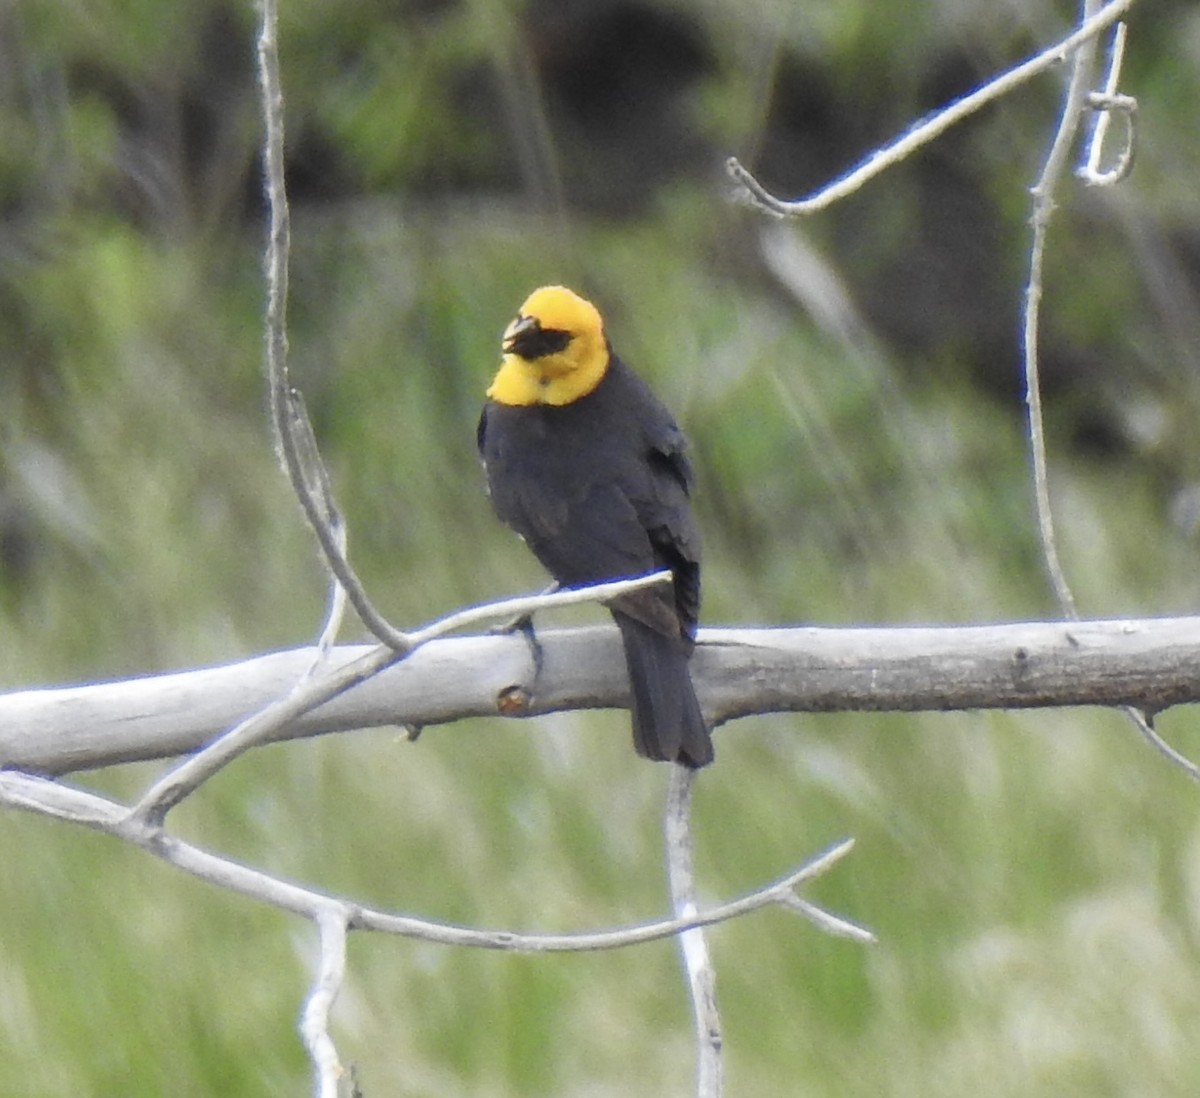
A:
[487, 285, 609, 406]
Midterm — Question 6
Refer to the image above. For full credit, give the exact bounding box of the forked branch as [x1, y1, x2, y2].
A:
[123, 571, 672, 826]
[0, 769, 864, 955]
[726, 0, 1136, 217]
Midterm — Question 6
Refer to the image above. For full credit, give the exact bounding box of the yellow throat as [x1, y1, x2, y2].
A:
[487, 285, 610, 407]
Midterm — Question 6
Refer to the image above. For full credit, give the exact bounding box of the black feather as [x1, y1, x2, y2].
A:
[479, 354, 713, 766]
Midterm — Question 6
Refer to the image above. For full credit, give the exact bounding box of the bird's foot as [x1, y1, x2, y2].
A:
[487, 582, 558, 638]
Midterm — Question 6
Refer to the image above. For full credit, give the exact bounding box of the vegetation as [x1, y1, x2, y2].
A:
[3, 1, 1200, 1094]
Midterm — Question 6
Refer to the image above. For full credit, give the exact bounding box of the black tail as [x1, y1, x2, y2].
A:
[613, 612, 713, 768]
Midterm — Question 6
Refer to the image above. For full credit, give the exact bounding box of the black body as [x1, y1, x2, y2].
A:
[478, 355, 712, 767]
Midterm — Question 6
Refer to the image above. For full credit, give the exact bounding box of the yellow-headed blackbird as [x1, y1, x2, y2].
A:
[478, 285, 713, 767]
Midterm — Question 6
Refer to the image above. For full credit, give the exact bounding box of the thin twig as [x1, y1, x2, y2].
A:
[402, 569, 657, 646]
[289, 392, 351, 669]
[1022, 0, 1106, 620]
[1123, 706, 1200, 784]
[1017, 11, 1196, 781]
[257, 0, 407, 652]
[725, 0, 1136, 218]
[0, 769, 859, 953]
[777, 893, 877, 943]
[311, 568, 350, 678]
[665, 765, 722, 1098]
[1078, 22, 1137, 187]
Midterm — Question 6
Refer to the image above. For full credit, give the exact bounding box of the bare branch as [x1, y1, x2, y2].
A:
[665, 766, 722, 1098]
[723, 2, 1184, 790]
[257, 0, 408, 653]
[1123, 706, 1200, 784]
[123, 573, 671, 824]
[127, 642, 409, 826]
[289, 392, 351, 665]
[303, 906, 351, 1098]
[1022, 0, 1111, 621]
[1078, 22, 1137, 187]
[0, 770, 856, 953]
[726, 0, 1136, 217]
[7, 614, 1200, 776]
[403, 570, 667, 647]
[1012, 11, 1190, 780]
[777, 892, 877, 943]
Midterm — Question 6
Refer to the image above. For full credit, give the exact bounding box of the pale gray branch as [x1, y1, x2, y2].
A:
[778, 893, 876, 943]
[258, 0, 406, 655]
[665, 765, 722, 1098]
[303, 906, 351, 1098]
[1022, 0, 1105, 620]
[1018, 9, 1179, 779]
[0, 770, 853, 953]
[1123, 705, 1200, 783]
[726, 0, 1137, 217]
[4, 616, 1200, 776]
[1078, 21, 1136, 187]
[123, 573, 669, 824]
[127, 643, 407, 826]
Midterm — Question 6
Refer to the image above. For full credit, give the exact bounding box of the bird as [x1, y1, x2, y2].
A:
[477, 285, 713, 767]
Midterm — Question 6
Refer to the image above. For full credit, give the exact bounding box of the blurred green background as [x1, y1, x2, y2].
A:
[4, 0, 1200, 1094]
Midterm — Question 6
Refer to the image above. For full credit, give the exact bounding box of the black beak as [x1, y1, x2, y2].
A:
[503, 315, 538, 356]
[504, 317, 573, 360]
